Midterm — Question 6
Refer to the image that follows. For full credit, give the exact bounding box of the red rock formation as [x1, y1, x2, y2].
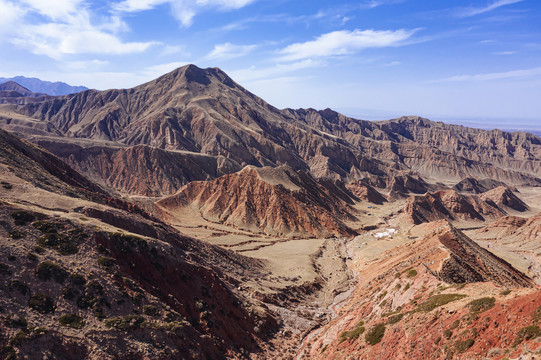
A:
[346, 180, 387, 204]
[157, 165, 358, 237]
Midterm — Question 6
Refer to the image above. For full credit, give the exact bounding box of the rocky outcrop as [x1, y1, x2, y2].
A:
[453, 177, 508, 194]
[434, 224, 533, 287]
[346, 180, 387, 204]
[479, 186, 528, 212]
[403, 190, 505, 224]
[157, 165, 358, 237]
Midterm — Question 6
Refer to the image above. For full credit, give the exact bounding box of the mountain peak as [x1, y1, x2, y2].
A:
[0, 80, 33, 96]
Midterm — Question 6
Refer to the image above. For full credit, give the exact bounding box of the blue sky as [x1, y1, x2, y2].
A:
[0, 0, 540, 129]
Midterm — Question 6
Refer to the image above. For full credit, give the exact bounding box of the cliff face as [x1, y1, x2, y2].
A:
[402, 190, 506, 224]
[1, 65, 540, 196]
[157, 166, 358, 237]
[479, 186, 528, 212]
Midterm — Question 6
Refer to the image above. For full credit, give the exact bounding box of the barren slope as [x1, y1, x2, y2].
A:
[157, 165, 358, 237]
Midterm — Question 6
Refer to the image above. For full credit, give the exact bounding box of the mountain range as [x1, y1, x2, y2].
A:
[1, 64, 541, 359]
[0, 76, 88, 96]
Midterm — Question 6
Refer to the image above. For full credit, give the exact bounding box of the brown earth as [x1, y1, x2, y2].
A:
[157, 165, 358, 238]
[402, 190, 506, 225]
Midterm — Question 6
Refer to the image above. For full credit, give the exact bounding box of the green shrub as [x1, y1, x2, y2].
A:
[11, 211, 35, 225]
[28, 293, 56, 314]
[404, 283, 411, 291]
[104, 315, 145, 330]
[339, 320, 365, 342]
[387, 313, 404, 325]
[59, 314, 85, 329]
[515, 325, 541, 345]
[416, 294, 467, 312]
[443, 329, 453, 339]
[35, 261, 69, 283]
[37, 233, 78, 255]
[407, 269, 418, 278]
[365, 323, 386, 345]
[32, 221, 64, 233]
[500, 290, 512, 296]
[467, 297, 495, 313]
[97, 257, 116, 268]
[455, 339, 474, 353]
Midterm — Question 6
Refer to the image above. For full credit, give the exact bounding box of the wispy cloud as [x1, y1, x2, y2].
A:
[114, 0, 256, 27]
[228, 59, 324, 83]
[458, 0, 523, 17]
[277, 29, 416, 62]
[205, 42, 257, 60]
[493, 51, 516, 55]
[429, 67, 541, 83]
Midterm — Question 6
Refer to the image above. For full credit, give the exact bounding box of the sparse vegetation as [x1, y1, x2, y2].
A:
[28, 293, 56, 314]
[407, 269, 418, 278]
[365, 323, 386, 345]
[32, 220, 64, 233]
[467, 297, 495, 313]
[416, 294, 467, 312]
[37, 232, 78, 255]
[404, 283, 411, 291]
[443, 329, 453, 339]
[514, 325, 541, 345]
[105, 315, 145, 330]
[59, 314, 85, 328]
[97, 256, 116, 268]
[11, 210, 35, 225]
[339, 320, 365, 342]
[500, 290, 512, 296]
[455, 339, 474, 353]
[35, 261, 69, 283]
[387, 313, 404, 325]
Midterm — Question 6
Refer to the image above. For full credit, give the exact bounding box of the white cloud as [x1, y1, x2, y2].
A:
[0, 0, 25, 34]
[278, 29, 416, 62]
[458, 0, 523, 17]
[429, 67, 541, 83]
[20, 0, 84, 21]
[114, 0, 256, 27]
[3, 0, 157, 59]
[205, 42, 256, 60]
